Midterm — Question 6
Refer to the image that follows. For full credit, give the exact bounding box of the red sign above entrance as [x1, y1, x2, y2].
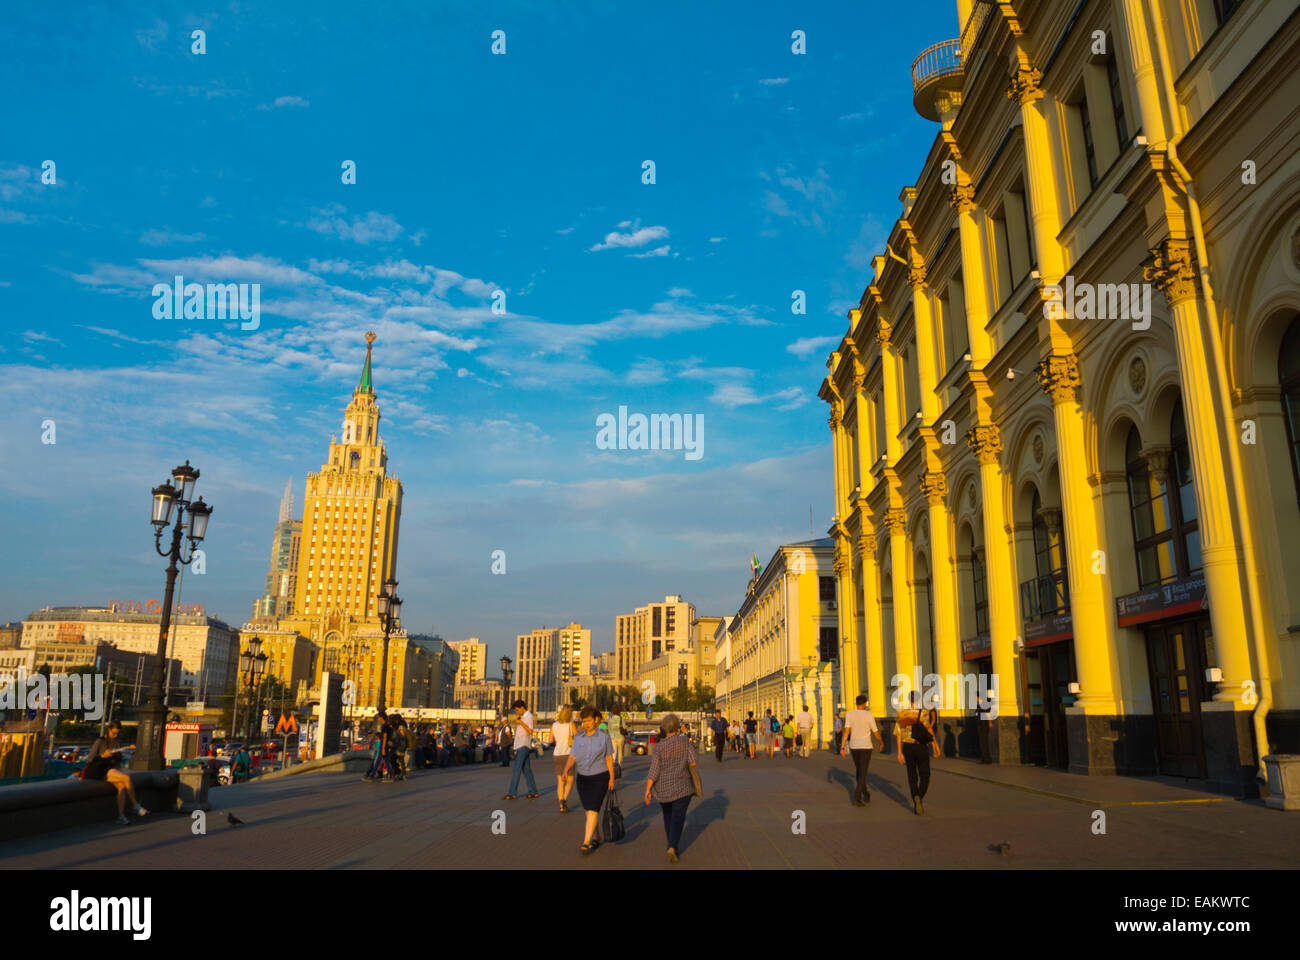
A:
[1115, 575, 1207, 627]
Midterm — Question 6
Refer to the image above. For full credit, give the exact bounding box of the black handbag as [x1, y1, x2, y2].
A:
[599, 788, 625, 842]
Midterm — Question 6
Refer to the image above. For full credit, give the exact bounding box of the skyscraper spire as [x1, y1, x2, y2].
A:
[277, 477, 294, 523]
[358, 330, 376, 394]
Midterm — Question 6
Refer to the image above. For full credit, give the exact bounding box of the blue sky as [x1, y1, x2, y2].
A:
[0, 1, 951, 666]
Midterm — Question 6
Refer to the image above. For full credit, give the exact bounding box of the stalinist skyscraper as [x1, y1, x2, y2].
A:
[267, 331, 428, 709]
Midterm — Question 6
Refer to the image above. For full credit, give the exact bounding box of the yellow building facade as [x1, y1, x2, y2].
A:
[821, 0, 1299, 794]
[274, 332, 425, 709]
[716, 541, 839, 747]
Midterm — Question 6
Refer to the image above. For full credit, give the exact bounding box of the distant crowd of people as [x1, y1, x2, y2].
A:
[361, 712, 512, 782]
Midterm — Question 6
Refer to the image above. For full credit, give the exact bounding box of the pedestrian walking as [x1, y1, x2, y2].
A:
[84, 721, 147, 824]
[730, 719, 743, 753]
[503, 699, 540, 800]
[757, 709, 771, 757]
[765, 709, 780, 758]
[897, 691, 940, 815]
[364, 713, 389, 781]
[608, 708, 626, 766]
[709, 709, 729, 763]
[551, 705, 577, 813]
[743, 712, 758, 758]
[832, 711, 845, 755]
[795, 703, 815, 757]
[643, 713, 699, 863]
[231, 744, 252, 784]
[841, 694, 882, 806]
[781, 716, 796, 758]
[563, 706, 615, 854]
[496, 722, 511, 767]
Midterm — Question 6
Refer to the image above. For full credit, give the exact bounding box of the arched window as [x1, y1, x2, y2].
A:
[1026, 489, 1068, 617]
[970, 549, 989, 637]
[1125, 405, 1202, 588]
[1170, 401, 1202, 576]
[1280, 316, 1300, 508]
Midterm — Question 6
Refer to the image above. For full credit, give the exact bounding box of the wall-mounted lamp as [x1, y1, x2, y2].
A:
[1134, 134, 1148, 147]
[1007, 368, 1027, 380]
[962, 353, 972, 363]
[1067, 682, 1081, 695]
[1205, 667, 1223, 684]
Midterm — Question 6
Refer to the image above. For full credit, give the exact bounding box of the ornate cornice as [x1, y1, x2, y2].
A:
[949, 183, 976, 213]
[919, 471, 948, 505]
[1006, 65, 1043, 105]
[1036, 353, 1082, 404]
[1143, 239, 1198, 306]
[966, 424, 1003, 464]
[883, 508, 908, 534]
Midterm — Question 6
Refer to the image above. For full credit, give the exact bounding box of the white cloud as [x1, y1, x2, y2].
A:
[628, 245, 670, 258]
[258, 95, 310, 110]
[786, 336, 840, 357]
[590, 223, 669, 252]
[306, 205, 405, 245]
[759, 77, 789, 85]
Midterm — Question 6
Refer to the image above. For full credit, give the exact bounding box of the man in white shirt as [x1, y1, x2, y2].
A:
[504, 699, 539, 799]
[840, 694, 883, 806]
[795, 704, 816, 757]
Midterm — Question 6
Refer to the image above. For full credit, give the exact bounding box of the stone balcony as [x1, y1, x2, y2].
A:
[912, 37, 964, 121]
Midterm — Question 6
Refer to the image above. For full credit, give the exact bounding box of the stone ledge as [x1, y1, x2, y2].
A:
[0, 770, 179, 843]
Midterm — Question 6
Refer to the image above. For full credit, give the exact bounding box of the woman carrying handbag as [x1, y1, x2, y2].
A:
[643, 713, 699, 863]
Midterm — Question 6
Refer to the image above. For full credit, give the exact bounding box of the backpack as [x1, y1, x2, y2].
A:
[769, 716, 780, 733]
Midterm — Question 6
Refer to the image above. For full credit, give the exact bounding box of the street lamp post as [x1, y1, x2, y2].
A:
[375, 578, 401, 713]
[234, 639, 266, 743]
[499, 655, 513, 721]
[138, 460, 213, 771]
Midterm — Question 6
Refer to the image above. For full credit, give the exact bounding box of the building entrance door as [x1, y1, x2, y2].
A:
[1144, 619, 1208, 779]
[1026, 640, 1075, 769]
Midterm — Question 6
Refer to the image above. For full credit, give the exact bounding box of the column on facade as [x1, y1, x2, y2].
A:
[857, 530, 887, 714]
[908, 262, 961, 701]
[951, 177, 1021, 719]
[1113, 0, 1169, 148]
[967, 424, 1021, 717]
[1036, 355, 1123, 711]
[920, 471, 960, 708]
[885, 507, 915, 704]
[1144, 241, 1254, 700]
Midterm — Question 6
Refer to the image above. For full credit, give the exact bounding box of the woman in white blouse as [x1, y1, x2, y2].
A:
[551, 705, 578, 813]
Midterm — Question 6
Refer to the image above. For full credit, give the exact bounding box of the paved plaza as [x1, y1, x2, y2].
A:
[2, 749, 1296, 870]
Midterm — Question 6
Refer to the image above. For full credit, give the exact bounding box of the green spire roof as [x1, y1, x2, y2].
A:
[358, 331, 376, 393]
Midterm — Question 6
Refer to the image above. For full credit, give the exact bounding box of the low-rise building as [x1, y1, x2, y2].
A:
[717, 540, 839, 747]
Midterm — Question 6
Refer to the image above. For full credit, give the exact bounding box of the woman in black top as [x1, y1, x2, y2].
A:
[85, 721, 147, 824]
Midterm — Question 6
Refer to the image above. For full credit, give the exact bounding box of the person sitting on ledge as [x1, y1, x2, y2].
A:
[83, 721, 147, 825]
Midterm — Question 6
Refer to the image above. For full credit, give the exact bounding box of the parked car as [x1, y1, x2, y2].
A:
[220, 741, 243, 757]
[627, 731, 652, 756]
[55, 746, 78, 762]
[73, 746, 91, 763]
